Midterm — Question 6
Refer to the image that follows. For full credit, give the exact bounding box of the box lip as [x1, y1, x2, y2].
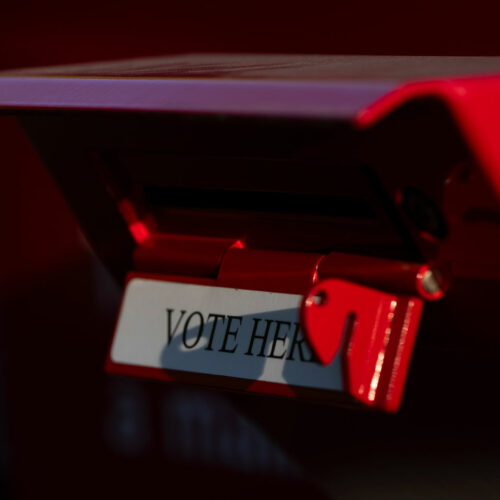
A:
[0, 75, 395, 119]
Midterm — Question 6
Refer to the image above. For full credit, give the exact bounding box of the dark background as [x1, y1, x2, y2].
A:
[1, 2, 500, 499]
[3, 0, 500, 70]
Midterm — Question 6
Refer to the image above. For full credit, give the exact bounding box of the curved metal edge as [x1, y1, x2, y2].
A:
[356, 75, 500, 201]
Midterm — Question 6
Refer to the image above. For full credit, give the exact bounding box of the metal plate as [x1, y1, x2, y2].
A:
[109, 276, 343, 393]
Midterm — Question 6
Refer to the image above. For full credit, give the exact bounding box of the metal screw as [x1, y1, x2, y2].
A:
[313, 290, 328, 306]
[421, 268, 444, 296]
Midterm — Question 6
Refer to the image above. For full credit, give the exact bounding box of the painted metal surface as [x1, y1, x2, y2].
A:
[0, 76, 393, 119]
[357, 76, 500, 201]
[301, 279, 423, 412]
[318, 252, 447, 300]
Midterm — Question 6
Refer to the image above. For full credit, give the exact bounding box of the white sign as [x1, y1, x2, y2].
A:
[111, 278, 343, 392]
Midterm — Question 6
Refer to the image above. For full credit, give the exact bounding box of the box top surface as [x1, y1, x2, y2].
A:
[2, 54, 500, 81]
[0, 54, 499, 119]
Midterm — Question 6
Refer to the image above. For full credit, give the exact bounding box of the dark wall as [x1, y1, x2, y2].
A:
[2, 0, 500, 71]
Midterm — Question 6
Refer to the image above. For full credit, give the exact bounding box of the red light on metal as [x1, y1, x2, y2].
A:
[301, 279, 423, 411]
[318, 252, 448, 301]
[128, 221, 150, 244]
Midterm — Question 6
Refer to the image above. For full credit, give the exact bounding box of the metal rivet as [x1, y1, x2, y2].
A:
[313, 290, 328, 306]
[421, 268, 444, 296]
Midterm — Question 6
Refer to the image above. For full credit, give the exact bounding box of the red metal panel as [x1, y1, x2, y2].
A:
[217, 248, 323, 294]
[318, 251, 447, 300]
[134, 234, 244, 278]
[357, 76, 500, 201]
[302, 279, 423, 412]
